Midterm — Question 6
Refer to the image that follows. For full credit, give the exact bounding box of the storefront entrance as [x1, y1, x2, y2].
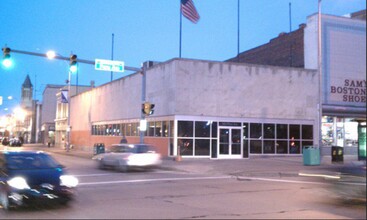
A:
[218, 127, 242, 159]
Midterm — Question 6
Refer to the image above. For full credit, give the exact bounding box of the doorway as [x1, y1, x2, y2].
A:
[218, 127, 242, 159]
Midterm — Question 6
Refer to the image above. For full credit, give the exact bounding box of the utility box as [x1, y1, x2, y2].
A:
[303, 146, 320, 166]
[331, 146, 343, 163]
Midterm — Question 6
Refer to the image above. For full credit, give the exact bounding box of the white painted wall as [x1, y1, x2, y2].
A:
[71, 59, 318, 132]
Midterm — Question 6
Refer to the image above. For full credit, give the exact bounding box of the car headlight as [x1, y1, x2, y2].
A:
[60, 175, 79, 188]
[7, 177, 30, 190]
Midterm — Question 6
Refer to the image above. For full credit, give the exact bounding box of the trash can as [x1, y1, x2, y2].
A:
[331, 146, 343, 163]
[303, 146, 320, 166]
[93, 143, 105, 155]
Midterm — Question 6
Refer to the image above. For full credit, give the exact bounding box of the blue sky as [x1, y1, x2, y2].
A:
[0, 0, 365, 115]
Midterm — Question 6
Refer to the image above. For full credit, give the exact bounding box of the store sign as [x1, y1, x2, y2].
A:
[330, 79, 366, 104]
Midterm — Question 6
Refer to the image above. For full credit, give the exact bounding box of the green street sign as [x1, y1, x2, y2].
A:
[95, 59, 124, 72]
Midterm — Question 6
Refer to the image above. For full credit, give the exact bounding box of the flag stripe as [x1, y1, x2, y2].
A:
[181, 0, 200, 23]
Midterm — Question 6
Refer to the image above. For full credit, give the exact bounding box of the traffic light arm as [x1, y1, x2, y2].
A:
[8, 48, 140, 71]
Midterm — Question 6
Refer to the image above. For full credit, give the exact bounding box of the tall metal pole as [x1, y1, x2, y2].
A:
[140, 62, 146, 144]
[111, 33, 114, 82]
[179, 2, 183, 58]
[237, 0, 240, 62]
[318, 0, 323, 151]
[67, 69, 71, 152]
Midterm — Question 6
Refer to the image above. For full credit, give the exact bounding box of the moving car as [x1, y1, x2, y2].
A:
[0, 150, 78, 210]
[92, 143, 162, 172]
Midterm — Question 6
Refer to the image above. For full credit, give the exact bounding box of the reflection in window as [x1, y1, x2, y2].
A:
[290, 139, 300, 154]
[264, 124, 275, 139]
[178, 138, 193, 156]
[195, 121, 210, 137]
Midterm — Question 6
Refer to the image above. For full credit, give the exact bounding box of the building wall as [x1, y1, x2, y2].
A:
[304, 13, 366, 115]
[70, 59, 318, 153]
[41, 85, 63, 126]
[226, 25, 305, 68]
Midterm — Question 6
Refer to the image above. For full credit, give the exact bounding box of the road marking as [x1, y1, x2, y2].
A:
[236, 176, 329, 185]
[78, 176, 232, 186]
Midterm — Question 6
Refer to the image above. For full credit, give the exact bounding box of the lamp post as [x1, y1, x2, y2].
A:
[318, 0, 323, 154]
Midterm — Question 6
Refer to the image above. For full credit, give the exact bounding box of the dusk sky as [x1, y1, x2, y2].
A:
[1, 0, 365, 115]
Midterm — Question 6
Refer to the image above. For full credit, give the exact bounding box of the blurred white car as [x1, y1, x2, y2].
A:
[92, 144, 162, 172]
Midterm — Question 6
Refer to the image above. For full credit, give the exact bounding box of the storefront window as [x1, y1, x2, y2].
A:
[195, 139, 210, 156]
[250, 140, 262, 154]
[302, 125, 313, 140]
[264, 140, 275, 154]
[155, 121, 162, 137]
[276, 141, 288, 154]
[250, 123, 262, 139]
[322, 116, 359, 148]
[178, 121, 193, 137]
[195, 121, 210, 137]
[212, 122, 218, 138]
[178, 138, 193, 156]
[277, 124, 288, 139]
[162, 121, 169, 137]
[264, 124, 275, 139]
[289, 125, 300, 139]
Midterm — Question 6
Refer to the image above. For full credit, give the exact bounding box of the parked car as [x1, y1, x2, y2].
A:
[9, 138, 22, 147]
[92, 144, 162, 172]
[0, 150, 79, 210]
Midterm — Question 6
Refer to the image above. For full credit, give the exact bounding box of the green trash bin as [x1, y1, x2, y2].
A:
[303, 146, 320, 166]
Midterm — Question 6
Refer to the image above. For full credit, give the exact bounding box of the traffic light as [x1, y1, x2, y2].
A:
[2, 47, 12, 68]
[69, 54, 78, 73]
[142, 102, 155, 116]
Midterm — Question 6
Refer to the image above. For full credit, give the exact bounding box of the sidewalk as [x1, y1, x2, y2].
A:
[7, 143, 367, 177]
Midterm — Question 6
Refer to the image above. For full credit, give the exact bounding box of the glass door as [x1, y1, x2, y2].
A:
[219, 127, 242, 158]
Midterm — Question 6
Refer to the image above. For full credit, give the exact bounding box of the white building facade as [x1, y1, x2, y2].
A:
[70, 59, 318, 158]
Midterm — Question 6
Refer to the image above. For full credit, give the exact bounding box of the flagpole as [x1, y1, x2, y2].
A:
[179, 1, 182, 58]
[237, 0, 240, 62]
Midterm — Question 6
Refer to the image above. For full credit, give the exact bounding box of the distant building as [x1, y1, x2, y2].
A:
[16, 74, 38, 143]
[54, 84, 93, 148]
[39, 84, 64, 145]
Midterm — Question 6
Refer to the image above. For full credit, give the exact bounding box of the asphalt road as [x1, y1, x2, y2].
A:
[1, 149, 366, 219]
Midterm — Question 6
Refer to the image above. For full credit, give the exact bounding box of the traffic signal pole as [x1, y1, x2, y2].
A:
[8, 48, 141, 72]
[140, 62, 147, 144]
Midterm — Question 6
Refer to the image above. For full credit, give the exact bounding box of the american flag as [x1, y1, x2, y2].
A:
[181, 0, 200, 24]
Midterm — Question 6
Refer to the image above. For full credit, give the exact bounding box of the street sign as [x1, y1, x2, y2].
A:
[95, 59, 124, 73]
